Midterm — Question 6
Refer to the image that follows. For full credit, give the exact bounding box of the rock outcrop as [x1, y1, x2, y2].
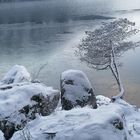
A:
[0, 65, 60, 140]
[60, 70, 97, 110]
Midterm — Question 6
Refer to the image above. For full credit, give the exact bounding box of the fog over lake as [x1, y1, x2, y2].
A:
[0, 0, 140, 106]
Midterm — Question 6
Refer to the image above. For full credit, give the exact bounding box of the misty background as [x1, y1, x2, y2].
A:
[0, 0, 140, 105]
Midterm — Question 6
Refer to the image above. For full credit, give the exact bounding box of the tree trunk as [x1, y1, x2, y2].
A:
[109, 41, 125, 101]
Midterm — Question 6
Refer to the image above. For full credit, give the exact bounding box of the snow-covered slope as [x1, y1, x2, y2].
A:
[11, 96, 140, 140]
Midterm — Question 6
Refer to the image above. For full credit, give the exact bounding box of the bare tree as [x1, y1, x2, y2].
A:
[77, 18, 139, 101]
[32, 62, 48, 82]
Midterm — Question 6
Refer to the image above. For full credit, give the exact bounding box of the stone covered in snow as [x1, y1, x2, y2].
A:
[11, 96, 140, 140]
[0, 65, 31, 85]
[0, 65, 60, 140]
[60, 70, 97, 110]
[96, 95, 111, 106]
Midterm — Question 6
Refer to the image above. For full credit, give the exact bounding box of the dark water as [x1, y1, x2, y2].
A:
[0, 0, 140, 106]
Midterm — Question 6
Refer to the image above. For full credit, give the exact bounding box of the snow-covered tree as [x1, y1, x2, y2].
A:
[77, 18, 139, 101]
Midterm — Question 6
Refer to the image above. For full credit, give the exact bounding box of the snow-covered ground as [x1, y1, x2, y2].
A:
[11, 96, 140, 140]
[0, 65, 140, 140]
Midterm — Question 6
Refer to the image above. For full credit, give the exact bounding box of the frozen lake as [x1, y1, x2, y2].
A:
[0, 0, 140, 106]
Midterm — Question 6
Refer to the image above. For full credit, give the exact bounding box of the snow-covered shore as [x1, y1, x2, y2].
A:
[0, 65, 140, 140]
[11, 96, 140, 140]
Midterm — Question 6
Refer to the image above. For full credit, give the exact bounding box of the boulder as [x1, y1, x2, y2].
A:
[0, 65, 60, 140]
[0, 65, 31, 85]
[60, 70, 97, 110]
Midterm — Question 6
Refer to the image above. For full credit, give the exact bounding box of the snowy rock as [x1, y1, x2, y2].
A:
[0, 65, 31, 85]
[0, 66, 60, 140]
[0, 83, 60, 140]
[11, 99, 136, 140]
[60, 70, 97, 110]
[96, 95, 111, 106]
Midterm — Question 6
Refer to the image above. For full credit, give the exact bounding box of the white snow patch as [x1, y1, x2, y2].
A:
[96, 95, 111, 106]
[0, 131, 4, 140]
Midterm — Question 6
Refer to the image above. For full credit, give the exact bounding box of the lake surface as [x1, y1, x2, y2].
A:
[0, 0, 140, 106]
